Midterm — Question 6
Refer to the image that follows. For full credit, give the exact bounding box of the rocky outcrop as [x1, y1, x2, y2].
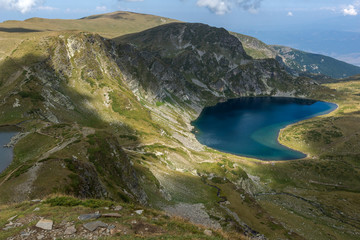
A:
[116, 23, 321, 113]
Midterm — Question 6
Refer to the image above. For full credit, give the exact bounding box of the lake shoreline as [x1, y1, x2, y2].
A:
[0, 125, 20, 174]
[192, 97, 338, 161]
[277, 101, 339, 161]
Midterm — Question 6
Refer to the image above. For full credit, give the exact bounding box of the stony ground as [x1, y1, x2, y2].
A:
[0, 196, 246, 240]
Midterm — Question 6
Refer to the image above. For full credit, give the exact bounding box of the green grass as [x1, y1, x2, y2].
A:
[13, 132, 58, 165]
[45, 196, 114, 208]
[0, 195, 243, 240]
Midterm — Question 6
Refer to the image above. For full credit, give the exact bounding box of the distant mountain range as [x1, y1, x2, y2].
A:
[232, 32, 360, 79]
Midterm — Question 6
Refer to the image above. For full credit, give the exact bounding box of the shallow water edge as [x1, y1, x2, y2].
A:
[192, 97, 337, 161]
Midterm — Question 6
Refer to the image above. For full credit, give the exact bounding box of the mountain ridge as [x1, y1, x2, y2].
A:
[0, 11, 359, 240]
[1, 10, 359, 80]
[232, 32, 360, 79]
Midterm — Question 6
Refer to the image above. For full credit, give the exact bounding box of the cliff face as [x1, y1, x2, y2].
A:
[116, 23, 320, 112]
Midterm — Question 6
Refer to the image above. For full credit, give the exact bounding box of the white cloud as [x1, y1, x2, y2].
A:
[237, 0, 262, 13]
[0, 0, 43, 13]
[96, 6, 107, 12]
[197, 0, 231, 15]
[342, 4, 358, 16]
[196, 0, 262, 15]
[287, 11, 293, 16]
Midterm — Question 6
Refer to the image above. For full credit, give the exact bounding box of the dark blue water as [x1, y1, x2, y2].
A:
[192, 97, 337, 160]
[0, 127, 18, 173]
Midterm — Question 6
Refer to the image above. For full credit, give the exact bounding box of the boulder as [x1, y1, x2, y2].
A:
[204, 229, 212, 236]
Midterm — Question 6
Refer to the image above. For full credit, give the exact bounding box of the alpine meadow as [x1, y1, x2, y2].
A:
[0, 9, 360, 240]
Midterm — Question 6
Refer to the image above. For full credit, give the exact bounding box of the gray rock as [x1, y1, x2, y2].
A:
[108, 225, 116, 230]
[113, 205, 123, 211]
[3, 222, 23, 230]
[35, 219, 53, 230]
[204, 229, 212, 236]
[78, 213, 101, 221]
[64, 225, 77, 235]
[7, 215, 18, 222]
[20, 231, 31, 237]
[83, 221, 108, 232]
[135, 210, 143, 215]
[33, 207, 40, 211]
[37, 234, 44, 240]
[102, 213, 121, 218]
[31, 199, 41, 202]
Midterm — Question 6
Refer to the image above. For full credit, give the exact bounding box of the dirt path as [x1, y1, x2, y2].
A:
[0, 165, 22, 188]
[39, 137, 77, 160]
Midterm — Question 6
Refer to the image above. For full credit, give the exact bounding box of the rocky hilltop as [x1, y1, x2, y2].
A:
[116, 23, 322, 111]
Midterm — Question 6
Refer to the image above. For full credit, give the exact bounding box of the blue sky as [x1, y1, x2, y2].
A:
[0, 0, 360, 65]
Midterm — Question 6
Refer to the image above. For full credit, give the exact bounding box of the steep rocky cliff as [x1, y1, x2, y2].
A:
[116, 23, 321, 112]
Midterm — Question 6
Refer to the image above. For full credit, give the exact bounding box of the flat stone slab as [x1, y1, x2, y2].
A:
[78, 213, 101, 221]
[83, 221, 108, 232]
[35, 219, 53, 230]
[64, 225, 77, 235]
[102, 213, 121, 218]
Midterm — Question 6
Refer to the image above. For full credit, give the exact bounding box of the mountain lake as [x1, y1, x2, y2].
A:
[192, 97, 337, 161]
[0, 127, 18, 173]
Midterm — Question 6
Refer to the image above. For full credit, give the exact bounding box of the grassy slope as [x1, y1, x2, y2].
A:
[0, 195, 244, 240]
[0, 11, 179, 39]
[0, 11, 179, 68]
[0, 11, 359, 240]
[231, 32, 276, 59]
[270, 77, 360, 239]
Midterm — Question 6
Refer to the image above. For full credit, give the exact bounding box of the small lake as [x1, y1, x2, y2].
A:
[192, 97, 337, 161]
[0, 127, 18, 173]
